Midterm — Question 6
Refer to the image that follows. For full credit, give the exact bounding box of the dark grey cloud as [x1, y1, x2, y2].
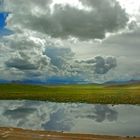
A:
[4, 50, 50, 76]
[47, 0, 128, 40]
[104, 27, 140, 48]
[5, 0, 52, 12]
[76, 56, 117, 74]
[5, 58, 38, 70]
[94, 56, 117, 74]
[5, 0, 128, 40]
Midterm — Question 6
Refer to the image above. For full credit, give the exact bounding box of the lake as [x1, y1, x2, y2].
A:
[0, 100, 139, 136]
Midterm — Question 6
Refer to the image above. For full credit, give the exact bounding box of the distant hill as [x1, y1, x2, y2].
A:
[0, 79, 140, 86]
[104, 80, 140, 86]
[10, 80, 46, 85]
[0, 79, 9, 83]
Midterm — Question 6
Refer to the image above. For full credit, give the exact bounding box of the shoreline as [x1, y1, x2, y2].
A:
[0, 127, 139, 140]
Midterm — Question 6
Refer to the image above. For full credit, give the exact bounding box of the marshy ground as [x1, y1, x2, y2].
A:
[0, 83, 140, 104]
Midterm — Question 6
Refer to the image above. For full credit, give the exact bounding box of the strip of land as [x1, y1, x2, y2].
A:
[0, 127, 139, 140]
[0, 83, 140, 104]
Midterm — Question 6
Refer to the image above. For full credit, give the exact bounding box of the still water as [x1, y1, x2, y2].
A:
[0, 100, 139, 136]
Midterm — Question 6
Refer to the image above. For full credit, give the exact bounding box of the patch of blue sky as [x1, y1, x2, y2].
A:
[0, 12, 13, 36]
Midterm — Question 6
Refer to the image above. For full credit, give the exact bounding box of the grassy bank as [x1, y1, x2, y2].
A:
[0, 83, 140, 104]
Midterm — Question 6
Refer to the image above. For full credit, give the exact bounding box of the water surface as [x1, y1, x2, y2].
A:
[0, 100, 139, 136]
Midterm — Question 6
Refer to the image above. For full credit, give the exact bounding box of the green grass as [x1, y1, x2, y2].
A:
[0, 83, 140, 104]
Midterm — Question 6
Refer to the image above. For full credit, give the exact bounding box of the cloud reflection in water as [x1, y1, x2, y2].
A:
[0, 100, 139, 136]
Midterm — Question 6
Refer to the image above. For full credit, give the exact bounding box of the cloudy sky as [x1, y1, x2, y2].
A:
[0, 0, 140, 84]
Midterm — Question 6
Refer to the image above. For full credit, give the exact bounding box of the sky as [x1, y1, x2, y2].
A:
[0, 0, 140, 84]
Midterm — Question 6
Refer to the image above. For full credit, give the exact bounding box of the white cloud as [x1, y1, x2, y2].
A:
[117, 0, 140, 16]
[0, 31, 53, 80]
[0, 30, 118, 83]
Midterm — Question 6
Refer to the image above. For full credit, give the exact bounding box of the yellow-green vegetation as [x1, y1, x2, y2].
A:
[0, 83, 140, 104]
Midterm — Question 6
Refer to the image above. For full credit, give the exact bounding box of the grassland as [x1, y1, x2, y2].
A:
[0, 83, 140, 104]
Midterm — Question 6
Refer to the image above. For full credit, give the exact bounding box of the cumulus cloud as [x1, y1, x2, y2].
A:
[75, 56, 117, 75]
[94, 56, 117, 74]
[0, 28, 118, 83]
[1, 0, 138, 83]
[5, 50, 50, 71]
[1, 33, 78, 81]
[0, 31, 53, 80]
[5, 58, 38, 70]
[44, 46, 74, 69]
[5, 0, 128, 40]
[50, 0, 128, 40]
[104, 27, 140, 48]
